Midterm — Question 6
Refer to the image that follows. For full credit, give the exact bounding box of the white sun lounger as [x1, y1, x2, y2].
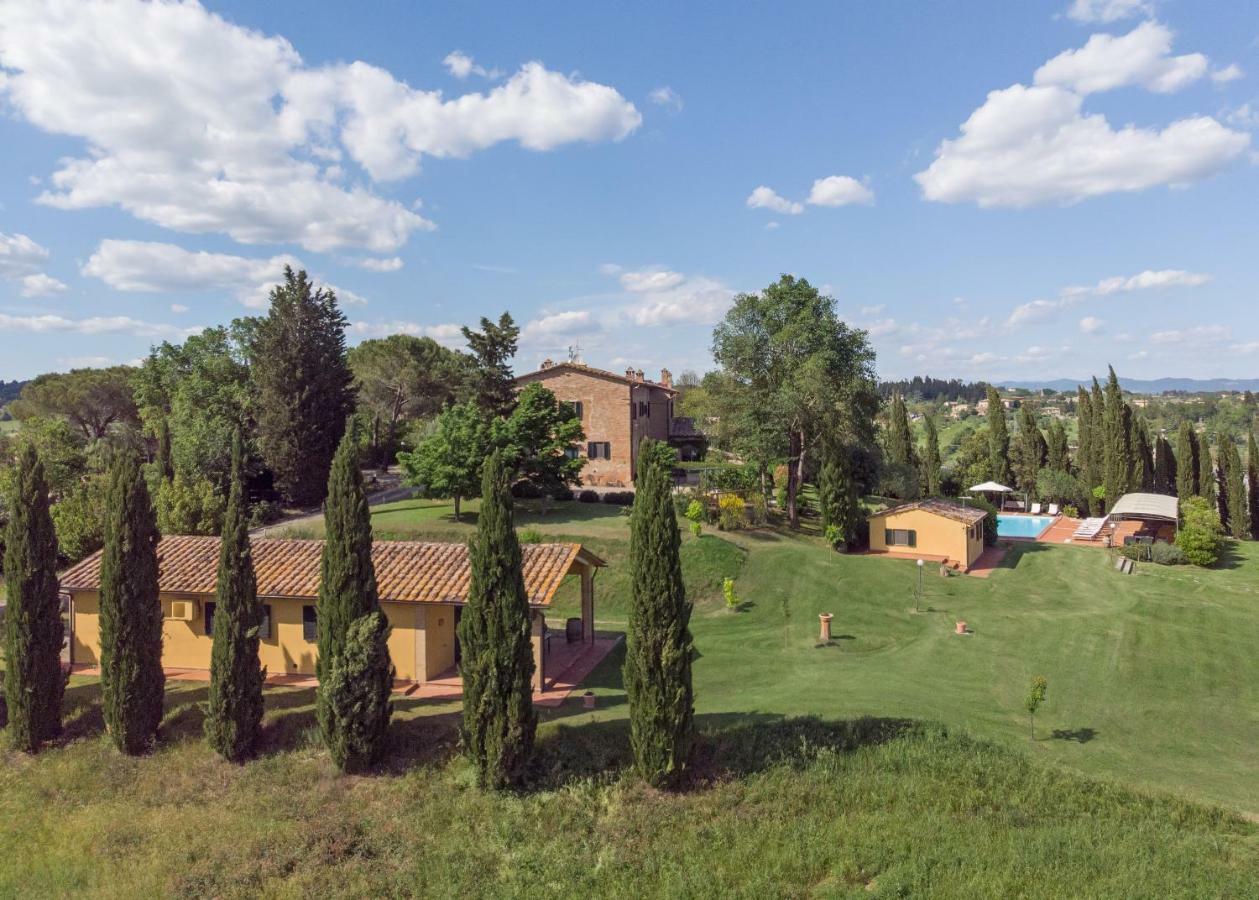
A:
[1073, 517, 1106, 539]
[1047, 503, 1060, 516]
[1030, 503, 1042, 515]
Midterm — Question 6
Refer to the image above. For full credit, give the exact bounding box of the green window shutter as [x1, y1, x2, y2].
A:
[908, 530, 917, 548]
[302, 605, 318, 642]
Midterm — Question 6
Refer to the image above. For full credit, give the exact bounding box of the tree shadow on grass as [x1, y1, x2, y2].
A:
[1051, 727, 1098, 744]
[1210, 540, 1244, 571]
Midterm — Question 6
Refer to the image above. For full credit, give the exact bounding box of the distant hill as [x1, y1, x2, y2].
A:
[0, 379, 27, 406]
[998, 377, 1259, 394]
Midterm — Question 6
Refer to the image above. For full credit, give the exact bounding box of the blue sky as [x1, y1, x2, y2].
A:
[1, 0, 1256, 382]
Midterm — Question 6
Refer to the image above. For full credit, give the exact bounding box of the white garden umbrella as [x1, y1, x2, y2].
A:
[969, 481, 1015, 511]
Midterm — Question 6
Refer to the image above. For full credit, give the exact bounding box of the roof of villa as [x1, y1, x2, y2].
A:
[515, 361, 676, 394]
[60, 535, 604, 606]
[870, 498, 989, 525]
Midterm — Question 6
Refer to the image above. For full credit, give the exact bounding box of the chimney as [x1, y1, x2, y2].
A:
[626, 367, 637, 381]
[659, 368, 673, 388]
[541, 358, 554, 370]
[635, 368, 644, 382]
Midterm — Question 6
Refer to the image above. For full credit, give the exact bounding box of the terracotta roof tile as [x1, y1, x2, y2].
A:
[60, 535, 602, 607]
[870, 498, 988, 525]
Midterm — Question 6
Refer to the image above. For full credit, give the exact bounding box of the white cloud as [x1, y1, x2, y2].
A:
[1034, 22, 1207, 95]
[648, 86, 683, 112]
[765, 221, 780, 230]
[1065, 0, 1152, 23]
[1150, 325, 1230, 345]
[1225, 103, 1259, 128]
[1007, 268, 1210, 328]
[353, 256, 404, 272]
[20, 273, 67, 297]
[860, 304, 886, 316]
[746, 186, 803, 215]
[1079, 315, 1104, 333]
[917, 25, 1248, 207]
[0, 1, 639, 251]
[0, 312, 196, 338]
[0, 232, 50, 276]
[442, 51, 502, 81]
[619, 269, 686, 292]
[521, 310, 596, 343]
[1211, 64, 1244, 85]
[806, 175, 875, 206]
[83, 239, 299, 306]
[348, 320, 464, 348]
[624, 275, 734, 326]
[864, 318, 899, 337]
[170, 303, 189, 313]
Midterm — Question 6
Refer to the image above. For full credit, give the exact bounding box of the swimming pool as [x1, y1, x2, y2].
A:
[996, 514, 1056, 539]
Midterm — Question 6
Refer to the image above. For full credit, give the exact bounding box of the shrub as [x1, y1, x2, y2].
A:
[247, 500, 284, 528]
[1062, 504, 1080, 518]
[824, 523, 842, 549]
[510, 480, 543, 499]
[603, 491, 635, 506]
[722, 577, 739, 611]
[578, 489, 600, 503]
[551, 486, 574, 502]
[690, 521, 702, 539]
[749, 491, 768, 525]
[685, 499, 704, 523]
[1177, 496, 1223, 567]
[717, 493, 747, 531]
[156, 474, 226, 536]
[518, 527, 543, 544]
[51, 474, 110, 563]
[1149, 542, 1187, 565]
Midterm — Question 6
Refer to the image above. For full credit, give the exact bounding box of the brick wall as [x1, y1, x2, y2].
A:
[516, 369, 634, 486]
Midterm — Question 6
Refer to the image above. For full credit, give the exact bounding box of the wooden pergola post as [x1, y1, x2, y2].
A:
[580, 565, 596, 644]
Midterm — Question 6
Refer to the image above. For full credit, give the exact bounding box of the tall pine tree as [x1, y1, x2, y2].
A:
[251, 267, 355, 507]
[324, 609, 393, 773]
[155, 416, 175, 483]
[1153, 434, 1177, 496]
[316, 424, 388, 761]
[1101, 368, 1133, 513]
[459, 450, 536, 788]
[1133, 418, 1154, 491]
[1248, 431, 1259, 541]
[3, 445, 66, 751]
[624, 438, 694, 788]
[819, 442, 862, 546]
[1088, 379, 1106, 514]
[1217, 440, 1233, 532]
[1046, 419, 1070, 473]
[921, 415, 942, 496]
[1012, 404, 1046, 497]
[886, 394, 917, 472]
[1198, 435, 1216, 509]
[98, 453, 164, 755]
[461, 312, 521, 420]
[204, 430, 265, 762]
[1225, 439, 1249, 540]
[985, 387, 1011, 485]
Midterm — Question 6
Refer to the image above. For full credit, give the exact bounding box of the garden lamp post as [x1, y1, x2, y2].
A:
[916, 558, 924, 612]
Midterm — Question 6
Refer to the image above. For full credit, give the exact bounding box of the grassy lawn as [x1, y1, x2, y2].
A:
[2, 496, 1258, 895]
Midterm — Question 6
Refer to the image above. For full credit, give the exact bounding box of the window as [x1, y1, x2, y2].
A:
[203, 601, 216, 636]
[564, 400, 583, 419]
[302, 605, 318, 642]
[259, 604, 272, 640]
[885, 529, 917, 547]
[564, 446, 580, 460]
[587, 441, 612, 460]
[637, 401, 650, 418]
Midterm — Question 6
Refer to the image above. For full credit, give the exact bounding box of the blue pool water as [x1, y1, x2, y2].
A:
[997, 514, 1055, 539]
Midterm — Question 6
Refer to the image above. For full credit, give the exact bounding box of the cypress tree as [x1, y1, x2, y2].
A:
[886, 394, 917, 472]
[1077, 388, 1096, 501]
[1153, 434, 1177, 496]
[3, 444, 66, 751]
[98, 453, 164, 755]
[251, 267, 355, 507]
[624, 438, 694, 788]
[1217, 440, 1233, 532]
[1046, 420, 1070, 473]
[1133, 418, 1154, 491]
[921, 415, 942, 496]
[819, 443, 861, 545]
[1176, 423, 1197, 501]
[156, 417, 175, 483]
[1198, 435, 1216, 509]
[1248, 431, 1259, 541]
[204, 430, 265, 762]
[1088, 379, 1106, 514]
[1101, 369, 1132, 513]
[1226, 440, 1249, 540]
[324, 610, 393, 773]
[986, 387, 1011, 485]
[316, 424, 386, 752]
[1012, 404, 1045, 497]
[459, 450, 536, 788]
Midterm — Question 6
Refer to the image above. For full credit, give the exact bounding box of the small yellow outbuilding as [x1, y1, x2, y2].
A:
[868, 499, 987, 570]
[60, 535, 604, 692]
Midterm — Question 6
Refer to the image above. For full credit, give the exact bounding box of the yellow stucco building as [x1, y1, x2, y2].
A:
[60, 535, 604, 692]
[868, 499, 987, 570]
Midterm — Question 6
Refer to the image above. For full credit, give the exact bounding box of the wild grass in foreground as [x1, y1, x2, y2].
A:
[1, 681, 1255, 898]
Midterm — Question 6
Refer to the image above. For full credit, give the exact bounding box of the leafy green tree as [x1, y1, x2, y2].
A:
[921, 415, 942, 496]
[459, 450, 536, 788]
[316, 425, 388, 758]
[494, 383, 586, 493]
[624, 438, 694, 787]
[461, 313, 520, 419]
[1177, 496, 1223, 566]
[711, 276, 877, 528]
[1175, 422, 1198, 502]
[98, 454, 164, 755]
[155, 474, 226, 536]
[204, 431, 265, 762]
[1036, 468, 1085, 509]
[348, 335, 468, 470]
[398, 401, 491, 520]
[250, 268, 355, 507]
[1248, 431, 1259, 541]
[985, 387, 1011, 485]
[133, 326, 253, 490]
[324, 610, 394, 773]
[12, 367, 139, 439]
[50, 473, 110, 563]
[1024, 675, 1048, 740]
[3, 445, 65, 751]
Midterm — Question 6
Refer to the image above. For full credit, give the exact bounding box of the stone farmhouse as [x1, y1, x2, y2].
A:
[515, 360, 706, 486]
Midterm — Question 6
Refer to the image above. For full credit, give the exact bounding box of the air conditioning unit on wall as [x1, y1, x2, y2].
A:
[168, 600, 197, 621]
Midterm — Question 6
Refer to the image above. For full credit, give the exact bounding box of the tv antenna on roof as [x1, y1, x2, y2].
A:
[567, 342, 584, 365]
